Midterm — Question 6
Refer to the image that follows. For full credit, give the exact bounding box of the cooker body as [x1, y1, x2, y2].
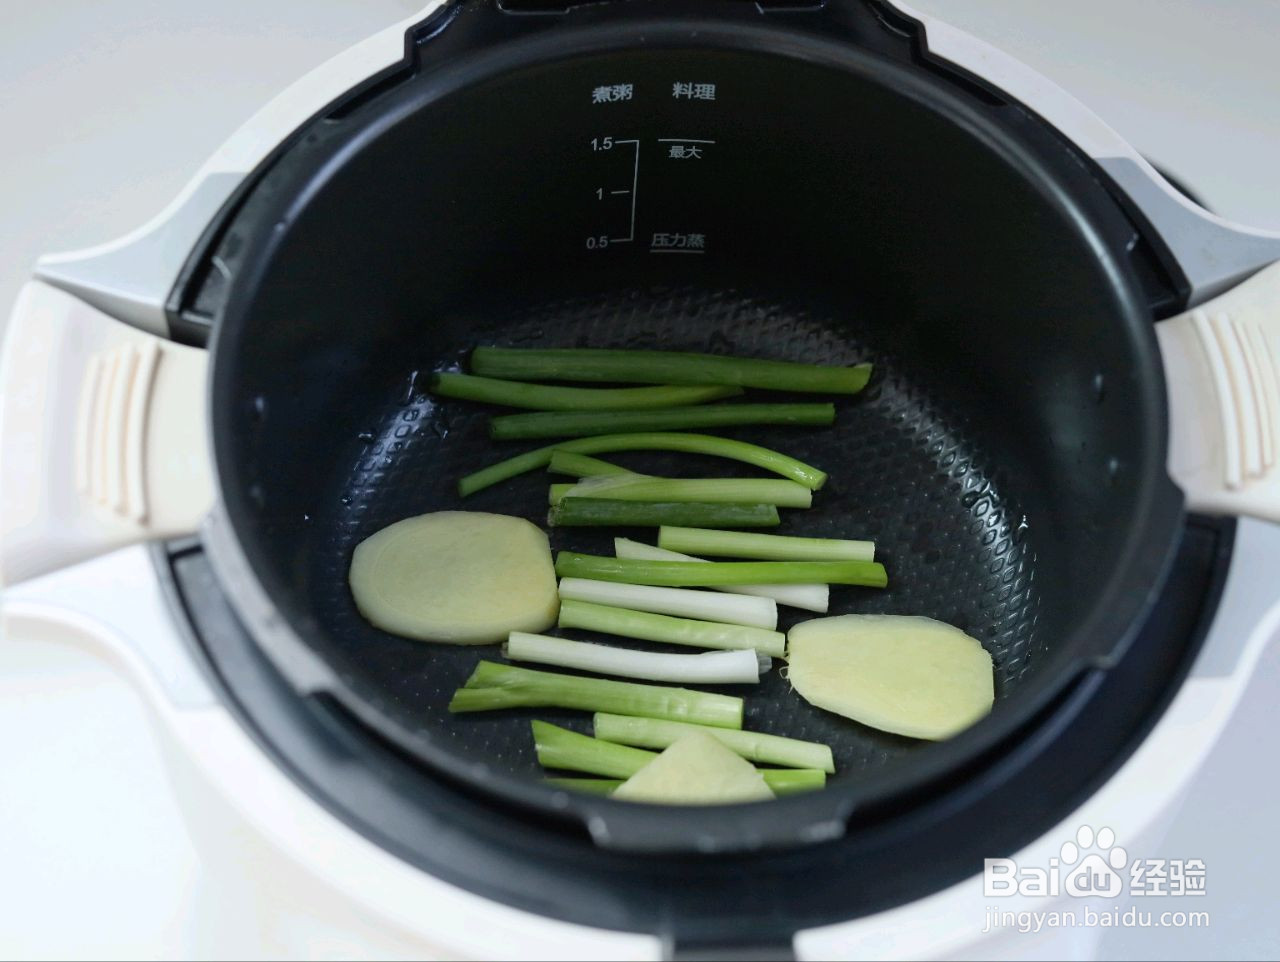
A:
[204, 4, 1184, 849]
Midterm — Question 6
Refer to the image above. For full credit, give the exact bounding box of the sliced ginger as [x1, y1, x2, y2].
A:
[612, 732, 775, 805]
[787, 614, 994, 739]
[349, 511, 558, 645]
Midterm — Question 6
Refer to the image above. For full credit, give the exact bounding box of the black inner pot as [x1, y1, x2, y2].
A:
[208, 18, 1182, 852]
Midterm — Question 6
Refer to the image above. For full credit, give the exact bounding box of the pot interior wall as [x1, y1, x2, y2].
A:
[210, 38, 1162, 806]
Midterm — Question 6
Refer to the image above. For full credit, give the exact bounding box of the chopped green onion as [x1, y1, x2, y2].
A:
[449, 661, 743, 728]
[547, 451, 637, 477]
[471, 347, 872, 395]
[759, 769, 827, 795]
[614, 538, 828, 613]
[533, 721, 655, 778]
[545, 777, 623, 795]
[548, 499, 780, 529]
[593, 713, 834, 773]
[431, 373, 741, 410]
[490, 403, 836, 440]
[553, 475, 813, 508]
[457, 432, 827, 497]
[555, 552, 889, 588]
[504, 631, 768, 684]
[532, 722, 826, 793]
[659, 526, 875, 561]
[547, 773, 822, 797]
[558, 599, 786, 657]
[558, 577, 777, 629]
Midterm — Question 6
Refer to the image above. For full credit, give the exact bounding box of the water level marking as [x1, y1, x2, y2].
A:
[608, 139, 640, 243]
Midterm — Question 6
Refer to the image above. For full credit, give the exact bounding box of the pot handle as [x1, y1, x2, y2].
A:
[0, 281, 212, 586]
[1157, 260, 1280, 521]
[882, 1, 1280, 304]
[33, 2, 447, 338]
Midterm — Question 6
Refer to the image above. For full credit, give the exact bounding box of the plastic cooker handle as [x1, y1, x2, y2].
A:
[32, 2, 447, 338]
[1158, 261, 1280, 521]
[0, 281, 212, 586]
[880, 1, 1280, 303]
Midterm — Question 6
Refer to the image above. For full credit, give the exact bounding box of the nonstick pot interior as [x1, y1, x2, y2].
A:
[208, 21, 1178, 849]
[313, 287, 1038, 765]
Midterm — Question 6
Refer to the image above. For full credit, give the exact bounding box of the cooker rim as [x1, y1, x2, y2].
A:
[202, 11, 1187, 852]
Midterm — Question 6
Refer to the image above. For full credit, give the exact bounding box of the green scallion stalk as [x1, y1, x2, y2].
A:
[532, 722, 826, 794]
[471, 347, 873, 395]
[545, 777, 624, 795]
[548, 499, 780, 529]
[614, 538, 829, 613]
[545, 773, 822, 796]
[759, 769, 827, 795]
[558, 578, 778, 629]
[449, 661, 743, 728]
[533, 721, 656, 778]
[553, 475, 813, 508]
[592, 713, 833, 773]
[431, 372, 741, 410]
[547, 451, 637, 477]
[457, 432, 827, 496]
[558, 599, 786, 657]
[659, 526, 875, 561]
[489, 403, 835, 441]
[504, 631, 768, 684]
[554, 552, 889, 588]
[540, 772, 819, 798]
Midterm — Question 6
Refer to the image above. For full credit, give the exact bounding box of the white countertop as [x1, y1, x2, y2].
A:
[2, 3, 1278, 959]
